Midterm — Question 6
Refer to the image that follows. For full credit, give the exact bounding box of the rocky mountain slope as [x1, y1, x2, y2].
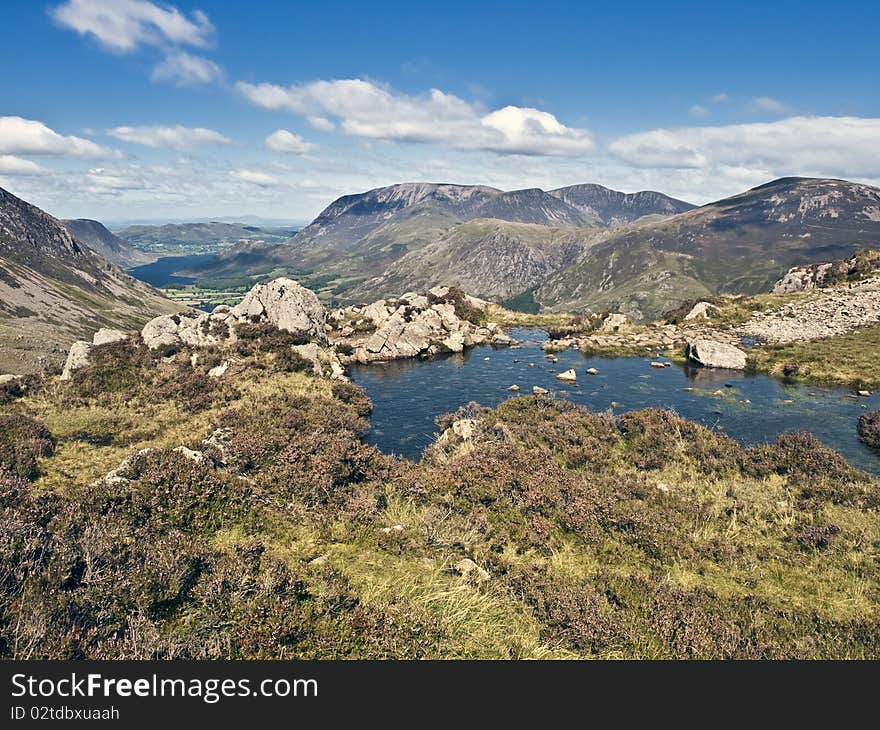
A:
[538, 177, 880, 320]
[549, 183, 695, 226]
[184, 181, 693, 294]
[0, 186, 179, 374]
[3, 275, 877, 660]
[62, 218, 153, 268]
[347, 218, 608, 303]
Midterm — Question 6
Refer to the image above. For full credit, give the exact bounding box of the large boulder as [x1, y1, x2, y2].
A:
[60, 340, 92, 380]
[141, 278, 327, 351]
[231, 278, 326, 342]
[599, 312, 628, 332]
[683, 302, 720, 321]
[60, 328, 132, 379]
[686, 339, 747, 370]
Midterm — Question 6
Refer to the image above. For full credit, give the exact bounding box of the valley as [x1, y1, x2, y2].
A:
[1, 177, 878, 661]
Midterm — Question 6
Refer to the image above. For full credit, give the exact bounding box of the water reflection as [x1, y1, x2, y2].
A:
[349, 327, 880, 473]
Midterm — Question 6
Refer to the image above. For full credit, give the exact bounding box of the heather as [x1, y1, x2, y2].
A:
[1, 326, 878, 659]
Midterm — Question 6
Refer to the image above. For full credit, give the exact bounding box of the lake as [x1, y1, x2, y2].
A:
[350, 327, 880, 474]
[129, 253, 218, 288]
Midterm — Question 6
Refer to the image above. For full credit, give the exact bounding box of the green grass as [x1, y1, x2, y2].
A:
[748, 324, 880, 388]
[501, 288, 541, 314]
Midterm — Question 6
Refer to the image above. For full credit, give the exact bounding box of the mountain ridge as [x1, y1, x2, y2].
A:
[0, 186, 179, 374]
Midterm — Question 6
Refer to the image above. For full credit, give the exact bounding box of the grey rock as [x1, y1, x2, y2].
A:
[686, 339, 747, 370]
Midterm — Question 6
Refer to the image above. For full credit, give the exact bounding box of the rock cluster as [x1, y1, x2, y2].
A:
[141, 278, 326, 351]
[60, 278, 516, 383]
[740, 276, 880, 344]
[329, 286, 516, 363]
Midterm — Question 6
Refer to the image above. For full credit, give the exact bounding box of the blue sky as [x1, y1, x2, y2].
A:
[1, 0, 878, 222]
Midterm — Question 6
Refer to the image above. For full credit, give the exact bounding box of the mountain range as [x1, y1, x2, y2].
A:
[0, 187, 178, 373]
[182, 176, 880, 319]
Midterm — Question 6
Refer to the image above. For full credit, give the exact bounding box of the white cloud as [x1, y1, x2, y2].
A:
[151, 51, 223, 86]
[265, 130, 317, 155]
[710, 93, 730, 103]
[85, 167, 147, 191]
[0, 155, 47, 176]
[747, 96, 791, 115]
[307, 116, 336, 132]
[236, 78, 595, 156]
[0, 116, 116, 159]
[689, 104, 710, 119]
[608, 116, 880, 177]
[108, 125, 231, 151]
[51, 0, 213, 52]
[231, 169, 278, 186]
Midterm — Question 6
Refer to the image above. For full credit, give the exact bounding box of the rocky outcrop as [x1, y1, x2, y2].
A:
[599, 312, 628, 332]
[772, 249, 880, 294]
[231, 278, 327, 342]
[740, 275, 880, 344]
[328, 288, 515, 364]
[141, 278, 326, 351]
[60, 328, 129, 380]
[683, 301, 720, 321]
[686, 339, 747, 370]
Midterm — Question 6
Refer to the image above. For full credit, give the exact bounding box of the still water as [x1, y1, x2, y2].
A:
[129, 253, 217, 287]
[350, 327, 880, 473]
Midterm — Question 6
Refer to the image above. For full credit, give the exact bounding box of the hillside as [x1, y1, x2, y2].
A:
[348, 218, 607, 303]
[0, 187, 179, 374]
[62, 218, 154, 268]
[1, 278, 877, 659]
[538, 177, 880, 320]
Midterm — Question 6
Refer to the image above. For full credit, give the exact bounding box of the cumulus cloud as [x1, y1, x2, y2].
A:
[51, 0, 213, 52]
[0, 116, 116, 159]
[265, 130, 316, 155]
[231, 169, 278, 186]
[0, 156, 47, 176]
[151, 51, 223, 86]
[608, 116, 880, 177]
[747, 96, 791, 115]
[107, 125, 230, 151]
[307, 116, 336, 132]
[689, 104, 710, 119]
[235, 78, 595, 156]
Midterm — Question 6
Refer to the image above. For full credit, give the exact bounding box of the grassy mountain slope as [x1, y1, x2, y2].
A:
[539, 177, 880, 320]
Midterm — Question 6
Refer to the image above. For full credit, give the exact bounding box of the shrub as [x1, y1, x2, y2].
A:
[618, 409, 744, 474]
[234, 322, 311, 356]
[0, 414, 55, 480]
[427, 287, 486, 325]
[274, 348, 313, 374]
[331, 380, 372, 417]
[858, 410, 880, 450]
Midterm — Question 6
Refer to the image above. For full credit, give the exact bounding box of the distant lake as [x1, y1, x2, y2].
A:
[129, 254, 217, 288]
[350, 327, 880, 474]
